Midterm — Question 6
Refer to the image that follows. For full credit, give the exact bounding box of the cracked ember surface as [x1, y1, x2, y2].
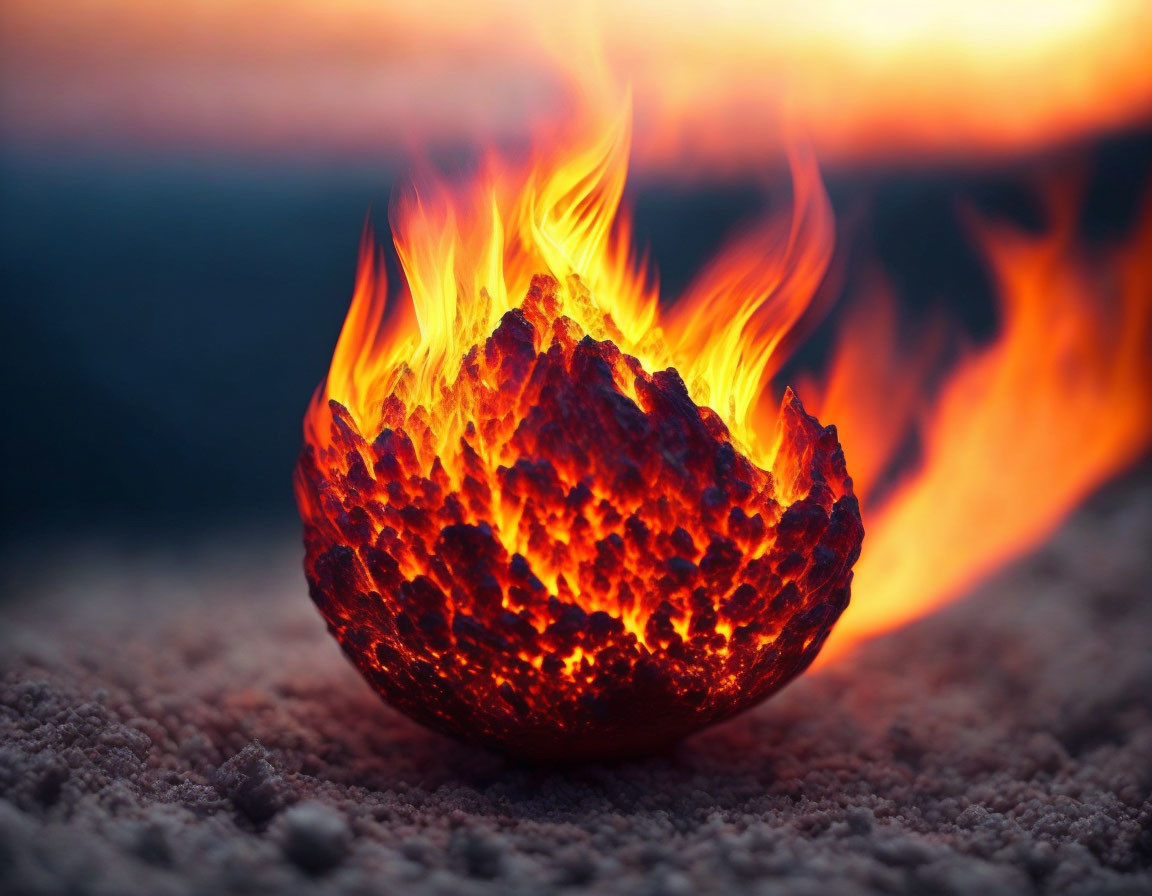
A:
[295, 275, 863, 759]
[1, 471, 1150, 895]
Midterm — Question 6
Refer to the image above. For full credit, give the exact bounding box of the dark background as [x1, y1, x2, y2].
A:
[2, 130, 1150, 550]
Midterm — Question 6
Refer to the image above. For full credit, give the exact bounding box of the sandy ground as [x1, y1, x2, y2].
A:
[1, 473, 1150, 896]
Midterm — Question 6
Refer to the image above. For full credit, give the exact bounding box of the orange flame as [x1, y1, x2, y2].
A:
[810, 186, 1152, 660]
[296, 102, 858, 756]
[307, 104, 834, 475]
[308, 101, 1152, 667]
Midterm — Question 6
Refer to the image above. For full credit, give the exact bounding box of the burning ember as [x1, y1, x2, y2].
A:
[297, 282, 861, 760]
[296, 94, 1152, 758]
[295, 111, 863, 758]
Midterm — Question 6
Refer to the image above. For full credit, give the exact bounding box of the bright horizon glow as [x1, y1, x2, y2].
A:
[2, 1, 1150, 171]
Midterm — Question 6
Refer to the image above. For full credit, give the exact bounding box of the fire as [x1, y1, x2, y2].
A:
[309, 107, 833, 470]
[297, 99, 1152, 757]
[295, 107, 862, 759]
[809, 185, 1152, 659]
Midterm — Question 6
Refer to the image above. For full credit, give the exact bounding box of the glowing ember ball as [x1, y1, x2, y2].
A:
[296, 276, 863, 760]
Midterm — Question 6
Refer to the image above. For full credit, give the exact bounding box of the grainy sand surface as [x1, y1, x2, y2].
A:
[1, 474, 1150, 895]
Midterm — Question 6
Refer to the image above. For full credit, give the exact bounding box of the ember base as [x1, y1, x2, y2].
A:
[298, 278, 862, 760]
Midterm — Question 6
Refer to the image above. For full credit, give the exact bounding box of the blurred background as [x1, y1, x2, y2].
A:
[1, 0, 1150, 573]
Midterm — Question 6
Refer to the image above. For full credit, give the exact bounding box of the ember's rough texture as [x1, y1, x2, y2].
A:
[1, 472, 1150, 896]
[296, 276, 862, 759]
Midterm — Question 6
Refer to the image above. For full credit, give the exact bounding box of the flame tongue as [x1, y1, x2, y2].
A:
[297, 274, 862, 759]
[307, 108, 835, 473]
[809, 188, 1152, 660]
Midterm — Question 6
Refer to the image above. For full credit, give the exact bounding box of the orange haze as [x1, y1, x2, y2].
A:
[3, 1, 1152, 170]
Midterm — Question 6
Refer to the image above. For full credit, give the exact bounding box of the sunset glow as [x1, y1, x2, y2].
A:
[3, 1, 1150, 170]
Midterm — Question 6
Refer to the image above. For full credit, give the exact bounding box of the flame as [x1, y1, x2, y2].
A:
[809, 186, 1152, 660]
[307, 104, 834, 472]
[309, 100, 1152, 674]
[297, 103, 860, 756]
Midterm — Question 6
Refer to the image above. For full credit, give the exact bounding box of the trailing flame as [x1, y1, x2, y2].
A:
[811, 186, 1152, 660]
[307, 105, 834, 472]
